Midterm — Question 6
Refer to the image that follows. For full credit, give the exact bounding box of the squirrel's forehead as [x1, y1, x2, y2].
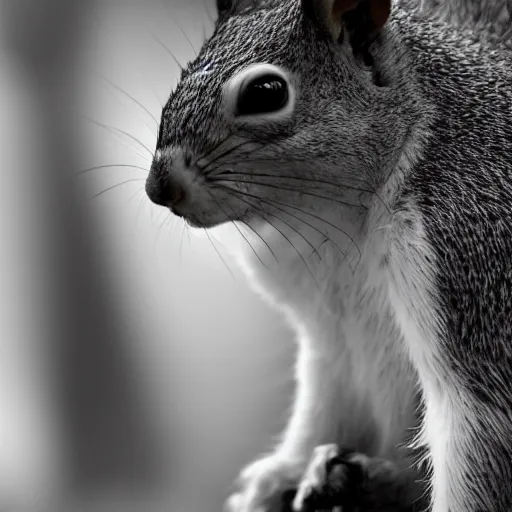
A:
[175, 0, 303, 82]
[158, 1, 303, 147]
[196, 26, 298, 74]
[206, 3, 301, 55]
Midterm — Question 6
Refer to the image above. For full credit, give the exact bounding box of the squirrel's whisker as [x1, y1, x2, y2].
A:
[167, 213, 180, 239]
[132, 188, 149, 231]
[212, 184, 322, 279]
[223, 187, 321, 259]
[201, 0, 216, 25]
[214, 183, 351, 264]
[211, 176, 366, 210]
[214, 168, 375, 194]
[201, 143, 269, 176]
[267, 195, 362, 261]
[128, 186, 145, 206]
[204, 228, 236, 280]
[218, 169, 392, 214]
[158, 0, 198, 57]
[212, 181, 360, 259]
[78, 164, 149, 175]
[179, 221, 188, 264]
[201, 23, 208, 44]
[153, 209, 173, 255]
[265, 209, 321, 260]
[206, 189, 269, 268]
[239, 189, 349, 262]
[101, 75, 160, 130]
[92, 178, 145, 199]
[222, 191, 319, 286]
[201, 139, 254, 170]
[149, 28, 184, 72]
[230, 220, 269, 269]
[193, 137, 230, 168]
[79, 114, 155, 159]
[199, 139, 262, 173]
[240, 221, 279, 264]
[194, 136, 240, 169]
[208, 185, 278, 264]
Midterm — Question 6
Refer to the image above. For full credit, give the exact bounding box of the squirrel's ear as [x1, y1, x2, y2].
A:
[217, 0, 234, 19]
[217, 0, 260, 19]
[301, 0, 391, 43]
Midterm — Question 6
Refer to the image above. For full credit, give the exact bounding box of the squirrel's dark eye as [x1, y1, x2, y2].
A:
[236, 74, 289, 116]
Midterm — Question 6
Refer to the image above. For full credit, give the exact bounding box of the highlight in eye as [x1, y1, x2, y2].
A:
[224, 63, 296, 123]
[236, 73, 289, 116]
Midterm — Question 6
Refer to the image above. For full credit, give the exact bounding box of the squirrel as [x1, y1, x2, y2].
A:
[145, 0, 512, 510]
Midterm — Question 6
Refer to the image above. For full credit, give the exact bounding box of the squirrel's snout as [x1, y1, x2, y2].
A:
[145, 172, 186, 209]
[145, 146, 223, 227]
[146, 153, 187, 211]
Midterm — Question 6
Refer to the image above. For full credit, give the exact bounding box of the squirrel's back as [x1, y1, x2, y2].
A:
[392, 3, 512, 509]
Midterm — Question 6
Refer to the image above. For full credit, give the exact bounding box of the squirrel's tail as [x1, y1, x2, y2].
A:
[417, 0, 511, 44]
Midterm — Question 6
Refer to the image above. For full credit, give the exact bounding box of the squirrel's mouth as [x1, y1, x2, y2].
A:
[179, 198, 252, 229]
[146, 145, 255, 228]
[146, 171, 247, 229]
[179, 209, 231, 229]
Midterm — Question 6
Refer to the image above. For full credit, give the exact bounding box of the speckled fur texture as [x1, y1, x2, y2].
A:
[421, 0, 512, 47]
[147, 0, 512, 510]
[396, 5, 512, 509]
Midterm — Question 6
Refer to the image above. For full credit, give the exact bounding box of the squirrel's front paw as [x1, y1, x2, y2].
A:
[292, 444, 363, 511]
[224, 455, 305, 512]
[292, 444, 418, 512]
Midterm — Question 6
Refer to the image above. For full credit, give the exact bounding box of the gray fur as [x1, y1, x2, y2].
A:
[421, 0, 512, 45]
[398, 6, 512, 508]
[147, 0, 512, 510]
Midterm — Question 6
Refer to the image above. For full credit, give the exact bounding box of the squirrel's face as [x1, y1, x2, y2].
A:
[146, 0, 397, 229]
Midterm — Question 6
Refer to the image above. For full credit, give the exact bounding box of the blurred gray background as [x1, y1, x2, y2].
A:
[0, 0, 296, 511]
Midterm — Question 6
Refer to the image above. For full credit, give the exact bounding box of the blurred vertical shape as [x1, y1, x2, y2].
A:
[0, 45, 61, 512]
[1, 0, 300, 510]
[0, 0, 168, 510]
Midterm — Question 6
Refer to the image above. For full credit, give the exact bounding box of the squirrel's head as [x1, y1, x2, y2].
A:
[146, 0, 414, 229]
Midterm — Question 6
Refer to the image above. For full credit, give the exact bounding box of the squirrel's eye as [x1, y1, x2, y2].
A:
[236, 74, 289, 116]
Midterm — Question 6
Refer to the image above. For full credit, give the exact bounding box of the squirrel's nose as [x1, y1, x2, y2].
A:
[145, 174, 185, 208]
[145, 162, 186, 209]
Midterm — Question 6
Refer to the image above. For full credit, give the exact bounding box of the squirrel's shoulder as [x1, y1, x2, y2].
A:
[389, 4, 512, 221]
[390, 1, 511, 96]
[394, 0, 511, 49]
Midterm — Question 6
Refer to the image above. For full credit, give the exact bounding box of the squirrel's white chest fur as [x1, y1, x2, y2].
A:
[232, 188, 429, 446]
[230, 161, 450, 508]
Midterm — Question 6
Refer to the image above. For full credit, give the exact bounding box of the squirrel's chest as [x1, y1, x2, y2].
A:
[237, 218, 391, 330]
